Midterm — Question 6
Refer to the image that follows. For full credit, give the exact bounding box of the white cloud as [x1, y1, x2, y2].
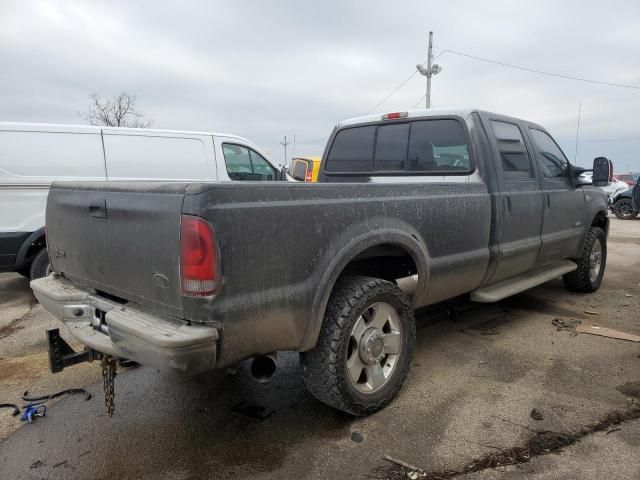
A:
[1, 0, 639, 170]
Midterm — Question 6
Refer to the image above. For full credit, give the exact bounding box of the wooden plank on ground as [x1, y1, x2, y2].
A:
[576, 325, 640, 342]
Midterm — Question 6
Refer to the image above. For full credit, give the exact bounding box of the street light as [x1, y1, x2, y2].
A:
[416, 63, 443, 108]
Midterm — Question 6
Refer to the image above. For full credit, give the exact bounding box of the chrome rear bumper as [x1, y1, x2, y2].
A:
[31, 275, 218, 374]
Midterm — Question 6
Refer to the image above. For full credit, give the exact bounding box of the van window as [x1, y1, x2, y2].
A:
[290, 159, 309, 181]
[104, 134, 210, 180]
[529, 129, 569, 178]
[325, 119, 471, 174]
[490, 121, 532, 176]
[0, 130, 105, 180]
[222, 144, 275, 181]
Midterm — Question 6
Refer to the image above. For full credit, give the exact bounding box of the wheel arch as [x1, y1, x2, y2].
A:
[15, 227, 46, 269]
[590, 209, 610, 235]
[300, 224, 430, 351]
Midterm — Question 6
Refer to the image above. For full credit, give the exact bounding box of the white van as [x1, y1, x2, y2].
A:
[0, 122, 284, 279]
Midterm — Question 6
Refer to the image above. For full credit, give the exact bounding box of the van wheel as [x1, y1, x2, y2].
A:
[29, 249, 51, 280]
[17, 265, 31, 278]
[301, 276, 415, 416]
[613, 199, 637, 219]
[563, 226, 606, 293]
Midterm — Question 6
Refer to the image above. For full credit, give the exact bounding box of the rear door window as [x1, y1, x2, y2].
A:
[290, 159, 309, 181]
[490, 121, 533, 176]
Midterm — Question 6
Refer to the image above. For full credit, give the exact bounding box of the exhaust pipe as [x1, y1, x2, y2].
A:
[250, 353, 278, 383]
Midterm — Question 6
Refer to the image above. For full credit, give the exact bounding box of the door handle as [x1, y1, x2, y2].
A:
[502, 196, 511, 218]
[89, 198, 107, 219]
[545, 194, 551, 209]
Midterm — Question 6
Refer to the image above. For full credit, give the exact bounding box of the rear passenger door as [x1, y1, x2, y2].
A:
[483, 115, 544, 283]
[526, 127, 585, 264]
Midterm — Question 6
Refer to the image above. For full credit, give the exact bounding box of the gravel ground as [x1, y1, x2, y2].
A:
[0, 217, 638, 479]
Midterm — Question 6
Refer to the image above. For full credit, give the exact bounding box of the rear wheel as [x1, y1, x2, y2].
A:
[301, 275, 415, 416]
[563, 226, 607, 293]
[29, 248, 52, 280]
[613, 198, 638, 220]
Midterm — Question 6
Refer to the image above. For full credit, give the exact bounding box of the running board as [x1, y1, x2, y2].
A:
[470, 260, 578, 303]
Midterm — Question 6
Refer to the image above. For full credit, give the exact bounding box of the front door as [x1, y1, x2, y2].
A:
[484, 116, 544, 283]
[526, 127, 585, 265]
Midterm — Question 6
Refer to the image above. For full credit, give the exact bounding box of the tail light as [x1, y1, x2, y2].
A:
[305, 164, 313, 182]
[180, 215, 219, 296]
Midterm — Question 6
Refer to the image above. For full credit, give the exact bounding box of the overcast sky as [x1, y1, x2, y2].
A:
[2, 0, 640, 171]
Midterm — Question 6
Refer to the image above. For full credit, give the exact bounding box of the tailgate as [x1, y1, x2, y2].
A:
[46, 182, 189, 317]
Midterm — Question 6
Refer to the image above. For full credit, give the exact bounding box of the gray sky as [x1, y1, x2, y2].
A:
[2, 0, 640, 171]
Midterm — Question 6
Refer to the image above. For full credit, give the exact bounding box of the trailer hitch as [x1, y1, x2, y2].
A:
[47, 328, 98, 373]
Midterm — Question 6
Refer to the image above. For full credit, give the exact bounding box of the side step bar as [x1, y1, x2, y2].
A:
[470, 260, 578, 303]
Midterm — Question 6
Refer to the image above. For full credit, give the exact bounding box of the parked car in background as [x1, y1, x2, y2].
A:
[579, 171, 628, 201]
[33, 108, 612, 416]
[288, 156, 322, 182]
[614, 173, 639, 187]
[610, 176, 640, 219]
[0, 122, 283, 279]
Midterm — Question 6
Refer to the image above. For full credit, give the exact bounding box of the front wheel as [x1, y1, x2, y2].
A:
[301, 276, 415, 416]
[563, 226, 607, 293]
[613, 199, 638, 220]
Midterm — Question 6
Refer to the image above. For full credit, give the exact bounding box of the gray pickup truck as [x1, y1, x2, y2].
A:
[32, 108, 612, 416]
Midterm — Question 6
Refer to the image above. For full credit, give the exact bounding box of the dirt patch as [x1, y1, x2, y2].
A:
[0, 353, 49, 382]
[617, 382, 640, 399]
[378, 406, 640, 479]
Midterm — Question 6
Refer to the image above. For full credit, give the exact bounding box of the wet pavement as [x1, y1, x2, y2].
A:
[1, 218, 639, 480]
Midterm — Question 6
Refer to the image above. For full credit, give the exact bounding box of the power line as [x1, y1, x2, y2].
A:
[412, 94, 426, 108]
[437, 49, 640, 90]
[364, 63, 426, 115]
[564, 137, 640, 143]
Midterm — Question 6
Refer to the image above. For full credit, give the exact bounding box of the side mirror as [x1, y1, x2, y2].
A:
[592, 157, 612, 187]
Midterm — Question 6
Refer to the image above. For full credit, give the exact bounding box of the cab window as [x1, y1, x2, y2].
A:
[490, 121, 533, 176]
[324, 119, 472, 174]
[222, 144, 276, 181]
[529, 129, 569, 179]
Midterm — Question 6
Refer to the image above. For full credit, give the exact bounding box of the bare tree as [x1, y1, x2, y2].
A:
[80, 92, 153, 128]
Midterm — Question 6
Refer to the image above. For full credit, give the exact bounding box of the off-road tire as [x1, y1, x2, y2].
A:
[301, 275, 415, 416]
[563, 226, 606, 293]
[29, 248, 51, 280]
[613, 198, 638, 220]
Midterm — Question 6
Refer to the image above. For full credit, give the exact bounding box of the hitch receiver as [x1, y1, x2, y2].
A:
[47, 328, 98, 373]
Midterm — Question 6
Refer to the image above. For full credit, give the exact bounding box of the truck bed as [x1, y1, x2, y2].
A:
[47, 180, 492, 366]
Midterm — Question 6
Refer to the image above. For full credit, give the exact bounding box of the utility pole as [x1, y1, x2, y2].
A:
[574, 102, 582, 164]
[280, 135, 291, 166]
[416, 31, 442, 109]
[426, 31, 434, 109]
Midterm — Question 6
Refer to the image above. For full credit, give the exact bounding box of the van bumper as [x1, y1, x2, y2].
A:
[30, 275, 219, 374]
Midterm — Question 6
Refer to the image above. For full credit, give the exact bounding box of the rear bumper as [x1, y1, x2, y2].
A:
[30, 275, 218, 374]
